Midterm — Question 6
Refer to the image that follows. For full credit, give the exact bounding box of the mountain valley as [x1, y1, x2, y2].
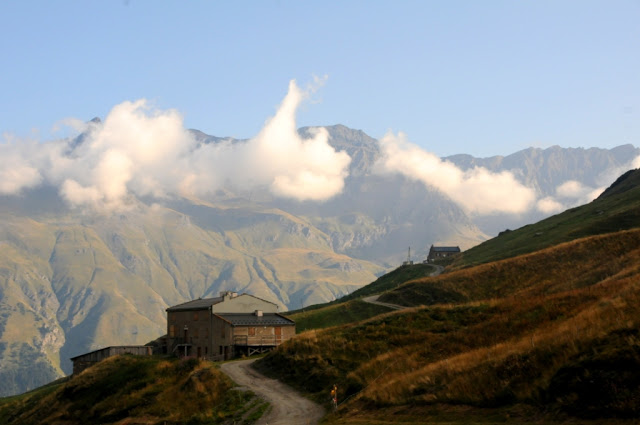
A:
[0, 124, 638, 397]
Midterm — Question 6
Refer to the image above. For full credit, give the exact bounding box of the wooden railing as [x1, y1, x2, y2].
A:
[233, 335, 279, 346]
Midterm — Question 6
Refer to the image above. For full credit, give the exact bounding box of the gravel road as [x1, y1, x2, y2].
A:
[220, 358, 325, 425]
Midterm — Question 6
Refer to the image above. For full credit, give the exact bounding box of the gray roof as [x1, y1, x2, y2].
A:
[215, 313, 295, 327]
[431, 246, 461, 252]
[166, 297, 223, 312]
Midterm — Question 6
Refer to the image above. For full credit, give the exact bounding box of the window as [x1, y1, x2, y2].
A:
[169, 325, 175, 338]
[194, 327, 199, 338]
[203, 328, 209, 338]
[193, 311, 199, 321]
[248, 327, 256, 336]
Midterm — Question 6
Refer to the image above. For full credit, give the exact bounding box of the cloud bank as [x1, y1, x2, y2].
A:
[374, 132, 536, 215]
[0, 80, 350, 209]
[374, 132, 640, 217]
[2, 80, 638, 217]
[536, 154, 640, 214]
[535, 180, 604, 214]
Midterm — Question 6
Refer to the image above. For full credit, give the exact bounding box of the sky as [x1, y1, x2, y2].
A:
[1, 0, 639, 158]
[1, 1, 639, 218]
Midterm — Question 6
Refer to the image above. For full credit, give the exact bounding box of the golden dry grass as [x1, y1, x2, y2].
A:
[257, 229, 640, 423]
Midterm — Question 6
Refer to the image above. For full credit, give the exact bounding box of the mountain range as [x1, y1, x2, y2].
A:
[0, 123, 637, 396]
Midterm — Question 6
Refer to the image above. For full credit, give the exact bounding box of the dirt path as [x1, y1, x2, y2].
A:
[362, 295, 405, 310]
[362, 264, 445, 310]
[220, 358, 325, 425]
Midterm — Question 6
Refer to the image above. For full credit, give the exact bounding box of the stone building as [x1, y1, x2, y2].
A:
[166, 291, 295, 360]
[426, 245, 461, 262]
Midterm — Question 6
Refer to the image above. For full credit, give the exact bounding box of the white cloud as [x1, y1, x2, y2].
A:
[536, 153, 640, 214]
[0, 80, 350, 209]
[374, 132, 536, 215]
[0, 137, 43, 194]
[556, 180, 596, 200]
[536, 196, 564, 214]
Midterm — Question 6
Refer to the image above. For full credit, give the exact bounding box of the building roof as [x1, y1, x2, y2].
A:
[215, 313, 295, 327]
[430, 246, 461, 252]
[166, 297, 223, 312]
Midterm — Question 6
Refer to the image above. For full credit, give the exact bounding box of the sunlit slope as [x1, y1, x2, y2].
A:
[257, 229, 640, 422]
[0, 201, 383, 396]
[0, 356, 258, 425]
[452, 168, 640, 269]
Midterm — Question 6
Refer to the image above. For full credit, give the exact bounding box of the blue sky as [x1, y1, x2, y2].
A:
[1, 1, 638, 157]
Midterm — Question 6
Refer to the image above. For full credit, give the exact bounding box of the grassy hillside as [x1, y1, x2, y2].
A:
[284, 263, 437, 332]
[452, 168, 640, 269]
[0, 355, 266, 425]
[256, 229, 640, 423]
[380, 229, 640, 307]
[287, 299, 391, 332]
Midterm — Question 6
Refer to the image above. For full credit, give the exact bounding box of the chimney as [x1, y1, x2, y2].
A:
[220, 291, 237, 301]
[220, 291, 227, 301]
[255, 310, 263, 317]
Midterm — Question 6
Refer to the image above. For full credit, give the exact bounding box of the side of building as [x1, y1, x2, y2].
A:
[70, 346, 152, 375]
[212, 311, 295, 359]
[165, 291, 291, 360]
[426, 245, 461, 262]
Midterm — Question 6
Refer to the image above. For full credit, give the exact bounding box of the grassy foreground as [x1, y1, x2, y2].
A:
[0, 355, 262, 425]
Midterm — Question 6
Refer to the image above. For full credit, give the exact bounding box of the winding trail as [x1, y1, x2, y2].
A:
[363, 264, 445, 310]
[362, 295, 405, 310]
[220, 358, 325, 425]
[221, 264, 444, 423]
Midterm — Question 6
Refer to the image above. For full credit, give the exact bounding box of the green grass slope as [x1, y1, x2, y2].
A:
[0, 355, 263, 425]
[284, 263, 437, 332]
[256, 229, 640, 423]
